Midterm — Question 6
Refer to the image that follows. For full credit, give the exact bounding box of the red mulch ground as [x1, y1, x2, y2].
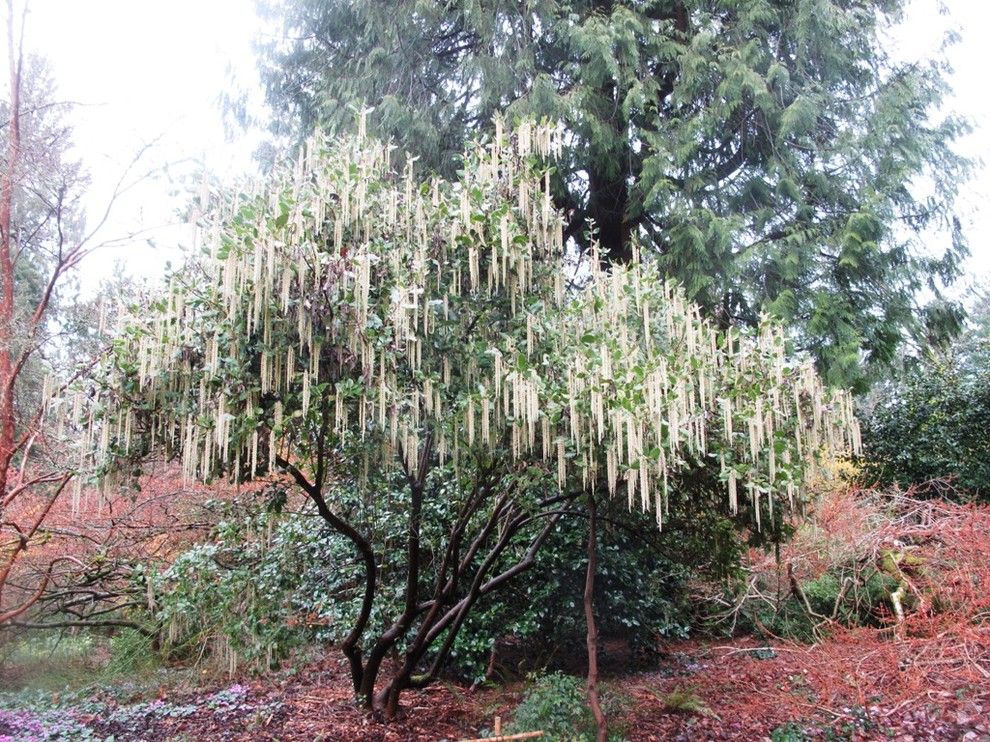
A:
[9, 491, 990, 740]
[73, 626, 987, 742]
[619, 635, 989, 740]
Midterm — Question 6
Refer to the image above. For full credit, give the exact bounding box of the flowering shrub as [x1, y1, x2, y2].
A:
[61, 121, 858, 715]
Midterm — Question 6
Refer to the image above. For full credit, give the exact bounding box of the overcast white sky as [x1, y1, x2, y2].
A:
[22, 0, 268, 287]
[14, 0, 990, 301]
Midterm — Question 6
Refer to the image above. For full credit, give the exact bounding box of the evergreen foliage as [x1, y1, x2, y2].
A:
[861, 298, 990, 499]
[255, 0, 970, 388]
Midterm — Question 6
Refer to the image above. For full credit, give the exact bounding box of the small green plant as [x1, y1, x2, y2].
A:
[506, 672, 626, 742]
[770, 721, 810, 741]
[655, 684, 711, 716]
[824, 705, 880, 740]
[507, 672, 593, 741]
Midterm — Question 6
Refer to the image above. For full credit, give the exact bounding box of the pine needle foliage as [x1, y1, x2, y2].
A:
[255, 0, 971, 389]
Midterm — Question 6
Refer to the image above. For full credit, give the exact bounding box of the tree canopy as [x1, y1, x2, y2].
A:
[55, 121, 859, 714]
[255, 0, 970, 389]
[1, 24, 94, 625]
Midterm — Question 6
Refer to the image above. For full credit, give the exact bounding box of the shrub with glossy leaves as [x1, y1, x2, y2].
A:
[861, 332, 990, 500]
[507, 671, 625, 742]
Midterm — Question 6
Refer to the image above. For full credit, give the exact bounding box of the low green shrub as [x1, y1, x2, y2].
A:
[150, 480, 424, 674]
[860, 313, 990, 500]
[742, 568, 899, 642]
[506, 672, 626, 742]
[449, 470, 748, 683]
[151, 475, 743, 680]
[152, 490, 345, 673]
[655, 684, 710, 715]
[447, 513, 698, 683]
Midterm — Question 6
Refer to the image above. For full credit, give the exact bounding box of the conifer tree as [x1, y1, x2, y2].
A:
[255, 0, 970, 388]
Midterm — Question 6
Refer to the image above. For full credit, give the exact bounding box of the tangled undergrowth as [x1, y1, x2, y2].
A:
[666, 482, 990, 738]
[2, 484, 987, 740]
[828, 490, 990, 708]
[706, 481, 990, 646]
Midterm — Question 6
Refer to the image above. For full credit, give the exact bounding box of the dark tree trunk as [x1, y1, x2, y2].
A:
[583, 63, 633, 268]
[279, 457, 377, 696]
[587, 166, 632, 266]
[365, 434, 433, 717]
[285, 456, 568, 721]
[375, 501, 564, 718]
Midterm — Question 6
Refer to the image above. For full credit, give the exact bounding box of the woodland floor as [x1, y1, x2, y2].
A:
[3, 492, 989, 740]
[2, 629, 988, 742]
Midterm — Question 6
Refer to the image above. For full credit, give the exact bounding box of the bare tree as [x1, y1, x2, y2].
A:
[0, 0, 147, 625]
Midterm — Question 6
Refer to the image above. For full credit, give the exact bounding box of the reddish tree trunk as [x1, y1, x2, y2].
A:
[584, 494, 607, 742]
[0, 0, 22, 492]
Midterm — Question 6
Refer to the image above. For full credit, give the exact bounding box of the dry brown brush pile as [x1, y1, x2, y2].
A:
[613, 483, 990, 739]
[696, 481, 989, 713]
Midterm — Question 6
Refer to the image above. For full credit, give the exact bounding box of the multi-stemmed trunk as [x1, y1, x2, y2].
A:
[281, 448, 568, 720]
